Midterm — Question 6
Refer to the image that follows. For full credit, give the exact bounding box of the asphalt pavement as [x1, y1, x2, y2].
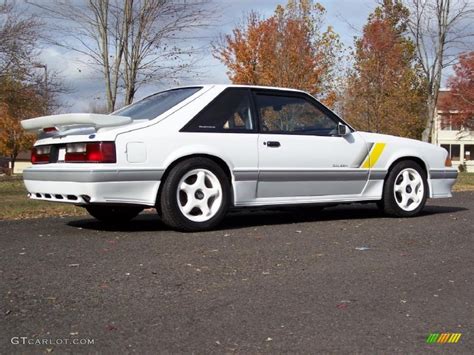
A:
[1, 192, 473, 353]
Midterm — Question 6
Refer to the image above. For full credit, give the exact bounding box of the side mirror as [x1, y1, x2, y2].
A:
[338, 123, 350, 136]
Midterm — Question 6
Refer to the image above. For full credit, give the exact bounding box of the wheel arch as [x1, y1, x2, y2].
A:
[156, 153, 234, 207]
[387, 156, 428, 175]
[384, 156, 431, 197]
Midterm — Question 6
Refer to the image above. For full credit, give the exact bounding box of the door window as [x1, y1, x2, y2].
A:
[254, 93, 338, 136]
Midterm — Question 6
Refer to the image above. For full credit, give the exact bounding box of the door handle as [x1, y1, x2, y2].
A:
[266, 141, 281, 148]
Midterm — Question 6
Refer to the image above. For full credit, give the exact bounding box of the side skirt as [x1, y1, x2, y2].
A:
[234, 195, 381, 207]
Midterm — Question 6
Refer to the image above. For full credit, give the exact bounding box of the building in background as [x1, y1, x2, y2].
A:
[433, 89, 474, 172]
[11, 151, 32, 174]
[0, 151, 32, 175]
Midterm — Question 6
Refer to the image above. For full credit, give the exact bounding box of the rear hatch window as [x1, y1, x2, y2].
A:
[113, 87, 202, 120]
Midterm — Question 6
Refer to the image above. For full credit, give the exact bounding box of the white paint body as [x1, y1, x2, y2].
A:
[22, 85, 457, 208]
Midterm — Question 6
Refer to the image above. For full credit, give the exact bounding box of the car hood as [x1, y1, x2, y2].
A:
[356, 131, 449, 170]
[357, 131, 435, 149]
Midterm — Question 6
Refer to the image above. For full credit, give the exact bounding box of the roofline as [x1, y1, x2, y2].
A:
[207, 84, 307, 93]
[158, 84, 307, 93]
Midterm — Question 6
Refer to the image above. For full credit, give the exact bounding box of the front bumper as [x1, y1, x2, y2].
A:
[429, 168, 458, 198]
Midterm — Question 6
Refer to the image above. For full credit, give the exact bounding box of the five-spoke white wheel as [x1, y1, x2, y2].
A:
[159, 158, 230, 231]
[393, 168, 424, 211]
[379, 160, 427, 217]
[177, 169, 223, 222]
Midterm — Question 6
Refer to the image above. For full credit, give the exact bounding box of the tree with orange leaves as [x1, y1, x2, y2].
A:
[343, 0, 427, 139]
[213, 0, 342, 107]
[0, 78, 42, 173]
[443, 52, 474, 129]
[0, 2, 64, 173]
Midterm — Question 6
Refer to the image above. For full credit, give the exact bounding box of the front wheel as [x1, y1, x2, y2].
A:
[378, 161, 428, 217]
[159, 158, 230, 232]
[85, 205, 143, 223]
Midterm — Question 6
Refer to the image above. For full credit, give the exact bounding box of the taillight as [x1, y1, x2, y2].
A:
[445, 157, 452, 167]
[31, 145, 51, 164]
[43, 127, 57, 133]
[65, 142, 116, 163]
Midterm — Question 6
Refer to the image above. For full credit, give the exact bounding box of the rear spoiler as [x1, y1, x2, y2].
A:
[21, 113, 132, 132]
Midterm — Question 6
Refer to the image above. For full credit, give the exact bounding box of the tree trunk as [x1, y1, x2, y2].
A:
[124, 81, 135, 106]
[104, 70, 115, 112]
[421, 95, 436, 142]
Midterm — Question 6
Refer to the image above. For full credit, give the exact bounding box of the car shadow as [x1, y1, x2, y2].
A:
[67, 203, 468, 233]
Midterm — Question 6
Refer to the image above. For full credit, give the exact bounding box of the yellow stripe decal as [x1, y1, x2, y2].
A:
[361, 143, 386, 169]
[449, 333, 462, 343]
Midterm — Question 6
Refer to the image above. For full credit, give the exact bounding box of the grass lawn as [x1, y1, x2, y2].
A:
[0, 176, 86, 220]
[0, 173, 473, 220]
[453, 172, 474, 191]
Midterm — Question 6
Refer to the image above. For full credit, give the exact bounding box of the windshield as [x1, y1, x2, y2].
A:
[113, 87, 202, 120]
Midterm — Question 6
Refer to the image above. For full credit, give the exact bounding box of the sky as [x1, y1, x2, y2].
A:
[26, 0, 392, 111]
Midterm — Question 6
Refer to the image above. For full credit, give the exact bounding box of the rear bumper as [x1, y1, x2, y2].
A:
[23, 167, 163, 206]
[429, 169, 458, 198]
[23, 167, 164, 182]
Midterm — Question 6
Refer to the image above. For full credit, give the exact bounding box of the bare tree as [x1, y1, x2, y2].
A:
[31, 0, 216, 112]
[0, 2, 41, 76]
[406, 0, 474, 142]
[88, 99, 109, 114]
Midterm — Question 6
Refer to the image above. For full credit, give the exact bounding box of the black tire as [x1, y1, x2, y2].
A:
[378, 160, 428, 217]
[306, 205, 326, 213]
[159, 158, 230, 232]
[85, 205, 143, 223]
[284, 205, 325, 213]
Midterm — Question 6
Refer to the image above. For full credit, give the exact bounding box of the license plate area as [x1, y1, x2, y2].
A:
[48, 144, 66, 163]
[57, 147, 66, 162]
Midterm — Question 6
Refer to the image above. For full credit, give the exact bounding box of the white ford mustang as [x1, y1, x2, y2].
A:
[21, 85, 457, 231]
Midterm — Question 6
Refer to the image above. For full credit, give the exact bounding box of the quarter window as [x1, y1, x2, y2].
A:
[254, 94, 338, 136]
[183, 89, 255, 132]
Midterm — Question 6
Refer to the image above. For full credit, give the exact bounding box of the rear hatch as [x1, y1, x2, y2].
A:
[22, 113, 134, 164]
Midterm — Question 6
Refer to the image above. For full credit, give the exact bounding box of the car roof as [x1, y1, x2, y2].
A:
[169, 84, 307, 94]
[212, 84, 306, 93]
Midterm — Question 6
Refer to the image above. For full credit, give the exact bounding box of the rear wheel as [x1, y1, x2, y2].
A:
[85, 205, 143, 223]
[378, 160, 428, 217]
[159, 158, 230, 232]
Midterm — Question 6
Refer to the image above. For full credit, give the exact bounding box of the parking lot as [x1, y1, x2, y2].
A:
[1, 192, 473, 353]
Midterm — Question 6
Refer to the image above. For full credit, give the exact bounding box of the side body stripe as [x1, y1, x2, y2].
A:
[361, 143, 386, 169]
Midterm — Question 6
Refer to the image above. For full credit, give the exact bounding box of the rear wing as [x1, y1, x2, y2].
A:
[21, 113, 132, 132]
